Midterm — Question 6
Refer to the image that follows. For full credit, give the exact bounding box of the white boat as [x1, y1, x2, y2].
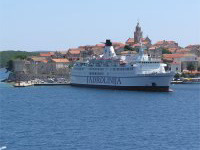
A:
[71, 40, 175, 92]
[13, 81, 33, 87]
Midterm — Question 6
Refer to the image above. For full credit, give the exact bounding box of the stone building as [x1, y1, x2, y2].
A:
[185, 44, 200, 57]
[126, 22, 152, 48]
[153, 40, 180, 49]
[49, 58, 70, 75]
[134, 22, 143, 44]
[11, 56, 71, 81]
[13, 59, 29, 73]
[163, 54, 199, 73]
[148, 46, 162, 58]
[52, 51, 67, 58]
[66, 48, 85, 61]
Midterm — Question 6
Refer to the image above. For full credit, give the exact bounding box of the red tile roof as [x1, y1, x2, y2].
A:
[176, 49, 190, 54]
[142, 41, 149, 45]
[133, 43, 140, 47]
[113, 42, 125, 46]
[163, 54, 185, 59]
[96, 44, 105, 47]
[40, 52, 54, 57]
[52, 58, 69, 63]
[68, 50, 81, 55]
[29, 56, 47, 62]
[49, 52, 55, 55]
[149, 46, 158, 50]
[41, 60, 48, 63]
[155, 40, 177, 45]
[126, 38, 134, 43]
[168, 48, 178, 52]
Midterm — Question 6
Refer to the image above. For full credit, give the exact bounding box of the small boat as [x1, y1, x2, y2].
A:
[13, 81, 33, 87]
[171, 80, 183, 84]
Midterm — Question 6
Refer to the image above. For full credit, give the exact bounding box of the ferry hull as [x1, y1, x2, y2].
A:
[71, 83, 170, 92]
[71, 72, 174, 92]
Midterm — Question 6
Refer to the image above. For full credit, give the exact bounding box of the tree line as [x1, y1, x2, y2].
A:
[0, 50, 39, 69]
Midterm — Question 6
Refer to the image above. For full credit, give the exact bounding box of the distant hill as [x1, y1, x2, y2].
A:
[0, 50, 39, 68]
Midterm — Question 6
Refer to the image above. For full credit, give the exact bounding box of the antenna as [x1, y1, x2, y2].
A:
[137, 18, 140, 25]
[139, 38, 144, 54]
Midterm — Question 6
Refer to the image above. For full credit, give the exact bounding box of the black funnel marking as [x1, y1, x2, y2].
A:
[105, 39, 112, 46]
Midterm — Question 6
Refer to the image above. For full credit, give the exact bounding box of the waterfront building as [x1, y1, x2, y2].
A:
[51, 58, 70, 69]
[11, 56, 71, 81]
[163, 54, 199, 73]
[67, 48, 85, 61]
[47, 58, 70, 75]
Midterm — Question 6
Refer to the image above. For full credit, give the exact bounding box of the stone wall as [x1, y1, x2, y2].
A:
[9, 60, 71, 82]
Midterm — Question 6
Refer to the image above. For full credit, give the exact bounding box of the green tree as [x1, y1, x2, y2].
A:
[6, 60, 13, 72]
[14, 55, 27, 60]
[174, 73, 180, 80]
[162, 48, 172, 54]
[0, 51, 39, 68]
[187, 63, 195, 73]
[124, 45, 135, 51]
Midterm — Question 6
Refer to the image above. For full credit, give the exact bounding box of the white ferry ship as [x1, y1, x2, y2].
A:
[71, 40, 175, 92]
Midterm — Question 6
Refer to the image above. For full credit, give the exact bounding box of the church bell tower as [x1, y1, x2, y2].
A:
[134, 22, 143, 44]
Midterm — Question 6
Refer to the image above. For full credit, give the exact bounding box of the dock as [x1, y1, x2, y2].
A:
[171, 81, 183, 84]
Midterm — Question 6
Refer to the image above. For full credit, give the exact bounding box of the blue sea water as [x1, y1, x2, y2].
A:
[0, 69, 200, 150]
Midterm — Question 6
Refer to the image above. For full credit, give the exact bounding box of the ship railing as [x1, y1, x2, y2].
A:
[148, 58, 161, 61]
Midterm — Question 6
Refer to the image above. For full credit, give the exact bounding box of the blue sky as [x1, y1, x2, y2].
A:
[0, 0, 199, 51]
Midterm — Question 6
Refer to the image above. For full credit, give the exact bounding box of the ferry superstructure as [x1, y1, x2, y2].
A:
[71, 40, 174, 91]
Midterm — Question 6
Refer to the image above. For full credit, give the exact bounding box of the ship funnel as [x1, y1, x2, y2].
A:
[103, 39, 116, 59]
[105, 39, 112, 46]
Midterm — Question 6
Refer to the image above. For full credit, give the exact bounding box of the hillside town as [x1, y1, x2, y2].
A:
[8, 22, 200, 83]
